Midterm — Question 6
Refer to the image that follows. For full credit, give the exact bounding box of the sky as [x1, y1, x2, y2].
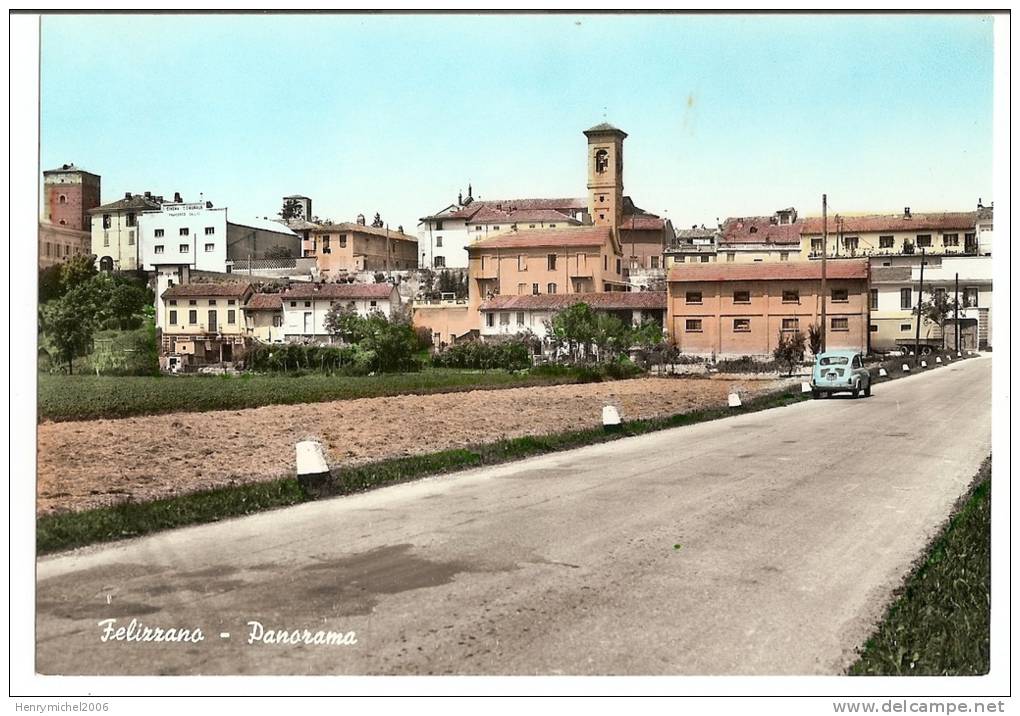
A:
[40, 13, 995, 232]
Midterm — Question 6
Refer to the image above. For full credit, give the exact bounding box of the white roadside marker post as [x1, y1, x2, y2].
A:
[902, 363, 910, 372]
[801, 382, 812, 393]
[296, 439, 331, 496]
[957, 351, 963, 358]
[728, 392, 742, 408]
[920, 360, 928, 368]
[602, 405, 622, 433]
[879, 367, 888, 377]
[936, 357, 942, 364]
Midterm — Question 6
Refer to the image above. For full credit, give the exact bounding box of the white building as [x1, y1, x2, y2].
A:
[139, 200, 300, 273]
[277, 282, 402, 342]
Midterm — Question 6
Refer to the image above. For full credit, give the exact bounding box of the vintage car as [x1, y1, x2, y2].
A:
[811, 350, 871, 398]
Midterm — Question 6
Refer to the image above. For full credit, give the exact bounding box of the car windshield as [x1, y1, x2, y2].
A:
[819, 356, 850, 366]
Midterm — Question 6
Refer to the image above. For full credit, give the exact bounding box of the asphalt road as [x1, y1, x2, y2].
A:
[36, 355, 991, 675]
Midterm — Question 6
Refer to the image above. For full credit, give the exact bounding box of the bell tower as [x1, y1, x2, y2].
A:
[584, 123, 627, 232]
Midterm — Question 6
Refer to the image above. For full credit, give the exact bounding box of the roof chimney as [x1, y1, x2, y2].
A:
[144, 191, 151, 199]
[904, 206, 912, 219]
[174, 192, 183, 203]
[125, 192, 132, 199]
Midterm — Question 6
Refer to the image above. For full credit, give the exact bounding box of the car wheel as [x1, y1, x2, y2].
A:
[811, 389, 820, 399]
[864, 381, 872, 397]
[852, 382, 861, 398]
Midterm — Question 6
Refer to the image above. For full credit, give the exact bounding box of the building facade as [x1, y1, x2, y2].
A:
[159, 282, 254, 370]
[799, 209, 981, 260]
[42, 164, 101, 231]
[90, 192, 162, 271]
[275, 282, 402, 342]
[303, 220, 418, 277]
[38, 221, 91, 269]
[666, 260, 870, 359]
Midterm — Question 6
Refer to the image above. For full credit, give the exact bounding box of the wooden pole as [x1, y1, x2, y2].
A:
[954, 272, 960, 353]
[914, 248, 926, 363]
[821, 194, 827, 353]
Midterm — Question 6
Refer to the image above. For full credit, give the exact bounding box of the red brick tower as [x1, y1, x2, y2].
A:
[43, 164, 101, 231]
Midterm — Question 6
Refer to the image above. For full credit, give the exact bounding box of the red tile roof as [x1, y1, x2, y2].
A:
[244, 293, 283, 311]
[468, 226, 611, 250]
[799, 212, 977, 234]
[480, 291, 666, 312]
[620, 214, 665, 231]
[667, 259, 869, 283]
[310, 223, 417, 242]
[281, 282, 397, 300]
[446, 198, 587, 221]
[466, 206, 582, 225]
[720, 217, 803, 246]
[162, 282, 252, 299]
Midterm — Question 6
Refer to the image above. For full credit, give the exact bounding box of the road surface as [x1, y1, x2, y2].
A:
[36, 356, 991, 675]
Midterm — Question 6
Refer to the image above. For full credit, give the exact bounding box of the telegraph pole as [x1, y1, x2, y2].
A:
[820, 194, 827, 353]
[954, 272, 960, 353]
[913, 248, 926, 363]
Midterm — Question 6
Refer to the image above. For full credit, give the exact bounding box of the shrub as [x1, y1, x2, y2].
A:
[432, 338, 533, 372]
[714, 355, 782, 374]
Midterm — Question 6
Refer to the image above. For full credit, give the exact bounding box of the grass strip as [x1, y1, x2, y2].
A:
[848, 456, 991, 676]
[37, 385, 809, 554]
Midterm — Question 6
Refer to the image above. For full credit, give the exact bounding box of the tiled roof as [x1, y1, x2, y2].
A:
[280, 282, 397, 300]
[799, 212, 977, 234]
[674, 227, 717, 241]
[480, 291, 666, 312]
[584, 122, 628, 137]
[668, 259, 869, 283]
[467, 206, 582, 225]
[44, 163, 98, 176]
[720, 217, 803, 246]
[620, 214, 665, 231]
[310, 222, 418, 242]
[445, 198, 587, 221]
[277, 218, 321, 231]
[468, 226, 611, 250]
[244, 293, 284, 311]
[88, 195, 162, 214]
[162, 282, 252, 299]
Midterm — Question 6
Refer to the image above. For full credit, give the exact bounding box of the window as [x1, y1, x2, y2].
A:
[103, 233, 110, 247]
[189, 300, 197, 306]
[547, 283, 557, 294]
[727, 253, 735, 262]
[831, 317, 849, 331]
[169, 299, 177, 306]
[518, 255, 527, 271]
[604, 256, 608, 271]
[339, 235, 347, 248]
[155, 228, 164, 238]
[616, 258, 621, 274]
[436, 236, 443, 248]
[676, 256, 685, 263]
[188, 310, 197, 324]
[934, 287, 947, 302]
[650, 256, 659, 269]
[517, 283, 527, 295]
[916, 234, 932, 248]
[782, 290, 799, 303]
[685, 291, 702, 304]
[227, 310, 236, 324]
[879, 235, 894, 249]
[126, 213, 136, 227]
[304, 301, 311, 308]
[870, 289, 878, 310]
[594, 149, 609, 174]
[700, 255, 710, 263]
[58, 194, 66, 204]
[434, 256, 445, 268]
[475, 225, 482, 231]
[963, 287, 979, 308]
[532, 283, 539, 295]
[549, 224, 557, 228]
[733, 290, 750, 304]
[500, 312, 510, 326]
[900, 288, 912, 310]
[843, 237, 859, 252]
[435, 220, 444, 231]
[154, 245, 164, 254]
[128, 231, 135, 246]
[516, 312, 525, 326]
[943, 233, 959, 246]
[870, 324, 878, 332]
[781, 318, 799, 331]
[322, 237, 331, 254]
[685, 319, 702, 332]
[901, 323, 912, 331]
[493, 226, 500, 231]
[205, 227, 215, 235]
[528, 224, 536, 229]
[780, 252, 789, 261]
[290, 301, 297, 307]
[810, 238, 824, 253]
[831, 288, 849, 302]
[180, 244, 190, 253]
[169, 310, 177, 324]
[102, 215, 111, 229]
[273, 316, 283, 328]
[208, 299, 217, 306]
[547, 254, 557, 271]
[486, 313, 494, 328]
[45, 242, 50, 257]
[733, 318, 751, 332]
[370, 301, 377, 307]
[180, 228, 189, 236]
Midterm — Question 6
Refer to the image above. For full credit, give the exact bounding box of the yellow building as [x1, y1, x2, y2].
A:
[799, 209, 979, 260]
[160, 282, 253, 369]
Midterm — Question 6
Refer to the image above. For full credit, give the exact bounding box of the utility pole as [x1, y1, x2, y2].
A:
[914, 248, 926, 363]
[954, 272, 960, 353]
[820, 194, 827, 353]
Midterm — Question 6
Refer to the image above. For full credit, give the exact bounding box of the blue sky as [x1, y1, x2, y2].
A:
[41, 13, 995, 231]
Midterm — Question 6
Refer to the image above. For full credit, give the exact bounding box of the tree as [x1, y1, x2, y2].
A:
[39, 293, 96, 374]
[807, 323, 823, 356]
[323, 303, 363, 343]
[107, 281, 150, 330]
[264, 245, 294, 259]
[60, 254, 98, 292]
[920, 290, 959, 349]
[371, 212, 384, 228]
[773, 330, 807, 376]
[38, 265, 64, 304]
[279, 198, 304, 220]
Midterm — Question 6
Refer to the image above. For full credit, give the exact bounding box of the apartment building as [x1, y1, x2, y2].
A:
[90, 191, 163, 271]
[38, 222, 90, 269]
[799, 209, 981, 260]
[666, 259, 870, 358]
[160, 282, 254, 370]
[275, 282, 402, 342]
[303, 219, 418, 276]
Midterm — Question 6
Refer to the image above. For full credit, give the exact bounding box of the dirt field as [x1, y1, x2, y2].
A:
[37, 377, 784, 515]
